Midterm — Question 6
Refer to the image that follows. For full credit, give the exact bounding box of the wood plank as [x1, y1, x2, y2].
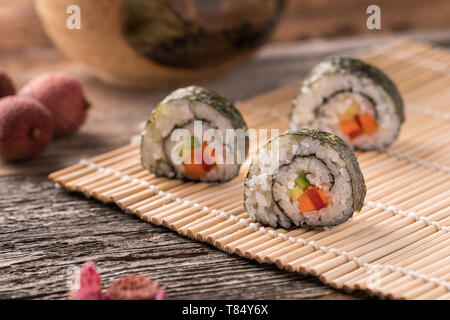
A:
[0, 2, 449, 298]
[1, 36, 449, 299]
[0, 174, 371, 299]
[44, 39, 450, 300]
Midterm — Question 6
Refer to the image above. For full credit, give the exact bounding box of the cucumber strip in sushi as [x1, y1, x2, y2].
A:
[141, 86, 248, 182]
[290, 57, 404, 151]
[244, 129, 366, 228]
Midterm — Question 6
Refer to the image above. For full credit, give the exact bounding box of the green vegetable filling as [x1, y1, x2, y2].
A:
[185, 135, 200, 149]
[288, 173, 311, 202]
[288, 186, 303, 202]
[295, 173, 311, 190]
[179, 135, 201, 158]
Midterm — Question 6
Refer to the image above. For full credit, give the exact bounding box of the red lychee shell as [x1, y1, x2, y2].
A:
[68, 261, 108, 300]
[20, 73, 89, 136]
[0, 96, 54, 161]
[106, 274, 166, 300]
[0, 71, 16, 98]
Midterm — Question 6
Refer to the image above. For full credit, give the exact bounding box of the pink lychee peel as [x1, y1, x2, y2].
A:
[0, 96, 54, 161]
[20, 72, 89, 136]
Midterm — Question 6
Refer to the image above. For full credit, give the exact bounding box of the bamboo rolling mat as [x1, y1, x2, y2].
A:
[49, 39, 450, 300]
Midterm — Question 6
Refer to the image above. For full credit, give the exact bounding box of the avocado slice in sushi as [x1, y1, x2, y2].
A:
[295, 173, 311, 190]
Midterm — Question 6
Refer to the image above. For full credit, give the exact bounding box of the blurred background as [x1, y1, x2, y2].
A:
[0, 0, 449, 172]
[1, 0, 449, 87]
[1, 0, 450, 50]
[0, 0, 450, 51]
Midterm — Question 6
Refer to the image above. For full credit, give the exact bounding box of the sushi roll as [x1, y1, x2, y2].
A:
[141, 86, 248, 182]
[290, 57, 404, 151]
[244, 129, 366, 228]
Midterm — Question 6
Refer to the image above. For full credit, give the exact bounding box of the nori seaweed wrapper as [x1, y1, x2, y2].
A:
[141, 85, 249, 176]
[284, 129, 366, 213]
[156, 86, 248, 132]
[299, 56, 404, 124]
[245, 129, 366, 228]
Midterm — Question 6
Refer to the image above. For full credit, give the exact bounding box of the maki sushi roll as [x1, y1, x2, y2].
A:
[290, 57, 404, 151]
[244, 129, 366, 228]
[141, 86, 248, 182]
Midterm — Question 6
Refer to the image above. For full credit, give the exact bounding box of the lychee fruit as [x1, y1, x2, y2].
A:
[0, 96, 54, 161]
[0, 70, 16, 98]
[20, 73, 90, 136]
[106, 274, 166, 300]
[68, 261, 108, 300]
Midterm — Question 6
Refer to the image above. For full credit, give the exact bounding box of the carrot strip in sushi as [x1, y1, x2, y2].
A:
[298, 187, 329, 212]
[183, 142, 216, 178]
[306, 187, 327, 210]
[298, 192, 315, 212]
[185, 163, 208, 178]
[291, 57, 404, 151]
[357, 114, 378, 134]
[244, 129, 366, 228]
[141, 86, 248, 182]
[340, 119, 363, 139]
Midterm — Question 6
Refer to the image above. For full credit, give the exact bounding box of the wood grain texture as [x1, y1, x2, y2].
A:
[1, 36, 449, 299]
[0, 175, 370, 300]
[0, 2, 449, 299]
[43, 38, 450, 300]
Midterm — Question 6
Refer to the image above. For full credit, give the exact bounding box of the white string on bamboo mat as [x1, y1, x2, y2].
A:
[377, 49, 450, 76]
[65, 41, 450, 294]
[365, 201, 449, 232]
[365, 39, 450, 76]
[77, 159, 449, 234]
[238, 104, 450, 174]
[130, 118, 450, 175]
[385, 150, 450, 174]
[70, 159, 450, 292]
[407, 104, 450, 121]
[241, 101, 450, 125]
[75, 159, 450, 235]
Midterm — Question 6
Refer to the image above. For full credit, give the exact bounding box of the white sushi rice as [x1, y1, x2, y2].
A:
[244, 134, 353, 228]
[291, 74, 400, 150]
[141, 98, 240, 181]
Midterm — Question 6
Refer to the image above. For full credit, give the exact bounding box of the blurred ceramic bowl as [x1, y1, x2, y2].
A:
[34, 0, 285, 88]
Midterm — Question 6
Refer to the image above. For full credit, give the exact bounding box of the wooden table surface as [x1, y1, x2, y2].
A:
[1, 13, 449, 299]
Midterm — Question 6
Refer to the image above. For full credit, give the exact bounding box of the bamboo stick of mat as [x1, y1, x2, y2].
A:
[49, 39, 450, 300]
